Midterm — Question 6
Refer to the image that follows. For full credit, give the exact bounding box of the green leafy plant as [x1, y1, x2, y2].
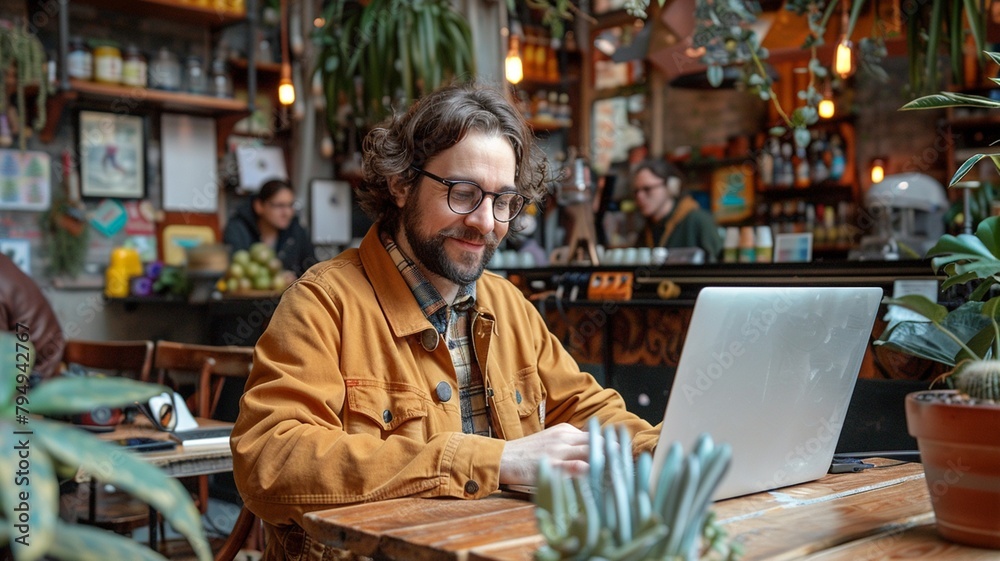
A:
[875, 217, 1000, 403]
[901, 53, 1000, 188]
[0, 20, 48, 150]
[533, 418, 739, 561]
[313, 0, 475, 146]
[0, 332, 212, 561]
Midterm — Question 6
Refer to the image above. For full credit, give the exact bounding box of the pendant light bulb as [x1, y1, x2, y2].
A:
[834, 37, 853, 79]
[505, 34, 523, 85]
[870, 158, 886, 184]
[818, 98, 835, 119]
[279, 77, 296, 105]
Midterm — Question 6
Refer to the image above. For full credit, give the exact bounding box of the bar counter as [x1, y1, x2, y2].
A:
[503, 259, 947, 426]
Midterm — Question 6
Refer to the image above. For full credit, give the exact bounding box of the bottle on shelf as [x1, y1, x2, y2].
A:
[829, 134, 846, 182]
[92, 42, 123, 84]
[738, 226, 756, 263]
[755, 225, 773, 263]
[757, 136, 775, 190]
[723, 227, 740, 263]
[794, 147, 810, 188]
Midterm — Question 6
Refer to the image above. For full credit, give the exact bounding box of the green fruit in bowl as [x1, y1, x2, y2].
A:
[250, 243, 274, 265]
[253, 273, 272, 291]
[227, 277, 240, 293]
[232, 249, 251, 267]
[245, 261, 261, 278]
[227, 263, 245, 280]
[237, 277, 253, 292]
[267, 257, 283, 274]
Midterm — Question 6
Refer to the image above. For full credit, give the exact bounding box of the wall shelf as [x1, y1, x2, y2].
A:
[41, 80, 250, 147]
[72, 0, 246, 27]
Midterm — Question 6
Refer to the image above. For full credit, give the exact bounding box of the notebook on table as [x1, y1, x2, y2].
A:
[503, 286, 882, 500]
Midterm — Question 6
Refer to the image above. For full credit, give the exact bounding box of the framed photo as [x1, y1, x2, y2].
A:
[710, 163, 755, 224]
[78, 110, 145, 199]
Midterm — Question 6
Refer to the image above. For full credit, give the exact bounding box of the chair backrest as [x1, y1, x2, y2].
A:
[62, 339, 154, 382]
[153, 341, 254, 418]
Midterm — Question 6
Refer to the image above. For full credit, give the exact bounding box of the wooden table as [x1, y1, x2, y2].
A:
[84, 419, 234, 550]
[303, 459, 997, 560]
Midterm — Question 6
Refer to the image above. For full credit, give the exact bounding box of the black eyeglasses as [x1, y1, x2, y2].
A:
[410, 166, 528, 223]
[135, 391, 177, 432]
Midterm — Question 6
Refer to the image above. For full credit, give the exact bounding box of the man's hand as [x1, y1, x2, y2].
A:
[499, 423, 591, 484]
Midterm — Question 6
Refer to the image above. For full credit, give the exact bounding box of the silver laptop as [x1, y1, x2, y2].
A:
[650, 286, 882, 500]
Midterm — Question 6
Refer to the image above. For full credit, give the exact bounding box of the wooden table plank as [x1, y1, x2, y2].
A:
[715, 460, 925, 522]
[725, 475, 934, 560]
[302, 495, 531, 557]
[380, 507, 538, 561]
[468, 536, 546, 561]
[802, 524, 1000, 560]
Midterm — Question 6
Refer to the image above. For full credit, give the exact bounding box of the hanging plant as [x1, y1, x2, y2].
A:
[0, 20, 48, 150]
[38, 192, 89, 279]
[313, 0, 476, 149]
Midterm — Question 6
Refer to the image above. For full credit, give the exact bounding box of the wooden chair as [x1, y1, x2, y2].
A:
[152, 341, 254, 514]
[60, 339, 155, 535]
[62, 338, 154, 382]
[214, 506, 263, 561]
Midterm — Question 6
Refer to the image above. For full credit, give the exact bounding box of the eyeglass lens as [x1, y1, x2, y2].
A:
[448, 182, 525, 222]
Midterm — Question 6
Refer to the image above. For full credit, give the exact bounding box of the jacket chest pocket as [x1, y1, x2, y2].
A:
[345, 380, 429, 439]
[495, 367, 546, 437]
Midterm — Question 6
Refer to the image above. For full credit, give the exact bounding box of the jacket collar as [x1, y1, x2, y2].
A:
[359, 224, 498, 338]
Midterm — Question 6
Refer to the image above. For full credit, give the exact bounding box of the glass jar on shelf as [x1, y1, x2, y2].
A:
[66, 36, 92, 80]
[92, 42, 123, 84]
[210, 56, 232, 98]
[121, 44, 147, 88]
[184, 55, 208, 95]
[149, 47, 182, 91]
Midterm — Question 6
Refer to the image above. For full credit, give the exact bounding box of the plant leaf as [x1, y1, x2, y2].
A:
[28, 377, 169, 416]
[31, 419, 211, 561]
[927, 232, 996, 261]
[949, 154, 994, 185]
[883, 295, 949, 322]
[46, 521, 169, 561]
[876, 301, 992, 365]
[901, 92, 1000, 110]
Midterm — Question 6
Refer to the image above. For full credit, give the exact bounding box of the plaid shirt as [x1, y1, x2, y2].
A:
[381, 231, 491, 437]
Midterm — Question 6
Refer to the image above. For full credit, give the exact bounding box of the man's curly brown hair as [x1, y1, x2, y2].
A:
[358, 82, 548, 234]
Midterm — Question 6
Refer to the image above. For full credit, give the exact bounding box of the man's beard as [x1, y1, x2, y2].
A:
[401, 204, 499, 286]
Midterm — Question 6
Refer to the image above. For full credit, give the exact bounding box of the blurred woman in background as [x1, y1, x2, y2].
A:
[223, 179, 317, 277]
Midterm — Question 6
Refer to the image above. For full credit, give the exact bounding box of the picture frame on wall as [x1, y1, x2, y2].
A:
[78, 110, 145, 199]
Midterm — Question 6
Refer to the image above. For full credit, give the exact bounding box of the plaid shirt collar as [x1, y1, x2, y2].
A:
[380, 228, 476, 334]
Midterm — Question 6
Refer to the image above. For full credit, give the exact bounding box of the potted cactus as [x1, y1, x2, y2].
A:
[532, 418, 739, 561]
[875, 218, 1000, 549]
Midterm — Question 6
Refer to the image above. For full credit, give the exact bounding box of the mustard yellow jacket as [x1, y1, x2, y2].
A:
[232, 226, 658, 558]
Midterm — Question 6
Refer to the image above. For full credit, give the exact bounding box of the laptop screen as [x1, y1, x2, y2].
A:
[651, 286, 883, 500]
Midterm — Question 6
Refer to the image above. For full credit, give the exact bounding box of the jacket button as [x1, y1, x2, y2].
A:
[464, 480, 480, 494]
[436, 381, 452, 402]
[383, 410, 393, 424]
[421, 329, 439, 352]
[515, 390, 522, 404]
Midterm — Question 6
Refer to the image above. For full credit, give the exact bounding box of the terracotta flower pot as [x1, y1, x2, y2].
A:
[906, 390, 1000, 548]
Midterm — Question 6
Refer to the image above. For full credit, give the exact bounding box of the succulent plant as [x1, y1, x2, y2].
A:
[533, 417, 740, 561]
